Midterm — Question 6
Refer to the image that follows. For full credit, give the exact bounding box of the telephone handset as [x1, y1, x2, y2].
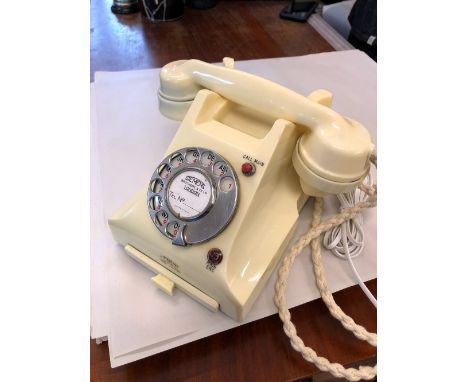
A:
[109, 57, 377, 380]
[158, 58, 373, 197]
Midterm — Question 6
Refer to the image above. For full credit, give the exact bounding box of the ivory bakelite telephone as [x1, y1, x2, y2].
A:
[108, 57, 373, 322]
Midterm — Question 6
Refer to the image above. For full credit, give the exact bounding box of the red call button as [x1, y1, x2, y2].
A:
[241, 162, 255, 176]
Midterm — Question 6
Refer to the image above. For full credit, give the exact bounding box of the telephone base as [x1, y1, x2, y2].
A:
[109, 89, 308, 321]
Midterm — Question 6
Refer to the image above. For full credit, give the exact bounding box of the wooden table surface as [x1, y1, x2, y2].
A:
[90, 1, 376, 380]
[91, 0, 334, 81]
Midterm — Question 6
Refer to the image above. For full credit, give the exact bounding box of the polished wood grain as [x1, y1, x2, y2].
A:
[91, 0, 334, 81]
[91, 281, 376, 382]
[91, 1, 376, 380]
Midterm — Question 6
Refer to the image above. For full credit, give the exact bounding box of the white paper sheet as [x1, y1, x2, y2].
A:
[91, 50, 377, 367]
[90, 84, 110, 340]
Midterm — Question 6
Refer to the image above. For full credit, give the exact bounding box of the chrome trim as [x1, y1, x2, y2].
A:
[147, 147, 239, 246]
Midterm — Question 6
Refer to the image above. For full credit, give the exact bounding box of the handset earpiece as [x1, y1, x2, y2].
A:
[291, 89, 373, 196]
[293, 92, 373, 196]
[158, 58, 374, 196]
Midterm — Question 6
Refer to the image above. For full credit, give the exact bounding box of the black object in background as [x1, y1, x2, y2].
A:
[138, 0, 184, 21]
[348, 0, 377, 61]
[111, 0, 140, 14]
[280, 0, 318, 22]
[186, 0, 218, 9]
[322, 0, 346, 4]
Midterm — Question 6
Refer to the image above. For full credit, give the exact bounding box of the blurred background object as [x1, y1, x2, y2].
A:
[347, 0, 376, 60]
[320, 0, 376, 60]
[138, 0, 185, 22]
[322, 0, 355, 39]
[111, 0, 140, 14]
[186, 0, 218, 9]
[280, 0, 318, 22]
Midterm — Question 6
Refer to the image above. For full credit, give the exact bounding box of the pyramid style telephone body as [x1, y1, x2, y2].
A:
[109, 58, 373, 321]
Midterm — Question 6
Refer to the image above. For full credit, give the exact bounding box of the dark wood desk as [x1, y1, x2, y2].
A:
[91, 0, 334, 81]
[91, 1, 376, 380]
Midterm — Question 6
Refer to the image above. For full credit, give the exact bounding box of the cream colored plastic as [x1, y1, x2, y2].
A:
[157, 95, 193, 121]
[109, 89, 308, 320]
[125, 244, 219, 311]
[109, 60, 374, 321]
[151, 274, 175, 296]
[158, 58, 373, 196]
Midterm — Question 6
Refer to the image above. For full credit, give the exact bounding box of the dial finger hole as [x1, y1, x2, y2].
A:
[149, 195, 163, 211]
[166, 221, 180, 238]
[214, 161, 228, 177]
[201, 151, 216, 167]
[156, 210, 169, 226]
[158, 164, 171, 179]
[170, 152, 184, 168]
[185, 149, 200, 164]
[151, 178, 164, 193]
[220, 176, 235, 193]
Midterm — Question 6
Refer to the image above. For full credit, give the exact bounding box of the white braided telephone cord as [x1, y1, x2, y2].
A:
[274, 153, 377, 381]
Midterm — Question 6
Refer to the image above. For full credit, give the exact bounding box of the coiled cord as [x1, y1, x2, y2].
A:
[323, 174, 377, 307]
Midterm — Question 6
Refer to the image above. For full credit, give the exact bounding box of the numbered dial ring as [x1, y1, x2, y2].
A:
[147, 148, 239, 246]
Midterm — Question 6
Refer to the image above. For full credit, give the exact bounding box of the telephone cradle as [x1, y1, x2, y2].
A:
[108, 58, 373, 322]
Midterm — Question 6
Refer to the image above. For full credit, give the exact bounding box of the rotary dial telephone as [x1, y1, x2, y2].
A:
[108, 57, 373, 322]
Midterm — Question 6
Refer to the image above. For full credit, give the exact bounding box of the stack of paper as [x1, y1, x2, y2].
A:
[91, 50, 377, 367]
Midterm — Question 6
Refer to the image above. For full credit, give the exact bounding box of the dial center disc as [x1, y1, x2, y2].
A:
[167, 169, 213, 220]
